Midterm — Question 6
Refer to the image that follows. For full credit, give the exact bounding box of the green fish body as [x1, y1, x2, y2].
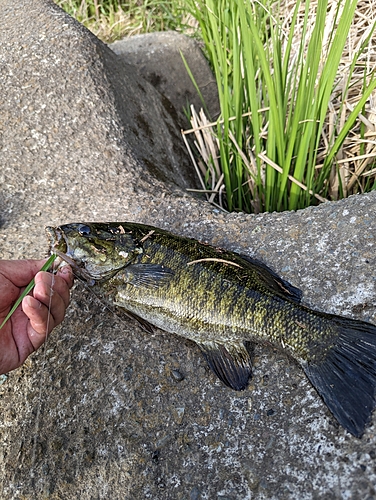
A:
[46, 222, 376, 438]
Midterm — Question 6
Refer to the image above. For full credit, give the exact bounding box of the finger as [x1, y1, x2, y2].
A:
[34, 271, 72, 310]
[22, 295, 52, 350]
[24, 274, 71, 331]
[0, 310, 35, 373]
[56, 265, 74, 289]
[0, 259, 48, 287]
[22, 291, 68, 350]
[37, 274, 70, 324]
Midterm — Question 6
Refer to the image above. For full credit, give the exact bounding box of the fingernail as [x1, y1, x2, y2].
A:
[58, 266, 72, 276]
[24, 296, 41, 310]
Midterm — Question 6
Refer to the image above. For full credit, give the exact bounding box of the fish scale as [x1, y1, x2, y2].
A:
[46, 221, 376, 438]
[137, 235, 335, 359]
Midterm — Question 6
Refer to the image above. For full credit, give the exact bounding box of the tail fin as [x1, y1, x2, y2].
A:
[303, 315, 376, 438]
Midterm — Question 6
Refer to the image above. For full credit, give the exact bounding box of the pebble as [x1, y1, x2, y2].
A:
[171, 369, 185, 382]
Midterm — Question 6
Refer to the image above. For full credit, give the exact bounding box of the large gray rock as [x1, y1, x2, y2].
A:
[0, 1, 376, 499]
[110, 31, 220, 125]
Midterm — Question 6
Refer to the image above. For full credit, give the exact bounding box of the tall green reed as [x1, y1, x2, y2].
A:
[185, 0, 376, 213]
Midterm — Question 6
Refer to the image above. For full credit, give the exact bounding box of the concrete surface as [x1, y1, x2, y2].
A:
[0, 1, 376, 499]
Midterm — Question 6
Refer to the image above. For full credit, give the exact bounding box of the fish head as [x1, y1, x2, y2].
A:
[46, 223, 142, 282]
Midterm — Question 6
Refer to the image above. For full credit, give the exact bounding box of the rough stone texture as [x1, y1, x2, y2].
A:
[0, 1, 376, 499]
[110, 31, 220, 126]
[0, 0, 199, 207]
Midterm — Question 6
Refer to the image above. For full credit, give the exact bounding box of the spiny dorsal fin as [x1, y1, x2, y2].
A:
[238, 254, 303, 303]
[198, 340, 254, 391]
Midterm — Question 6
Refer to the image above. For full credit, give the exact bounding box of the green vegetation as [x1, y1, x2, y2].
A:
[184, 0, 376, 212]
[55, 0, 376, 213]
[53, 0, 189, 42]
[0, 255, 57, 330]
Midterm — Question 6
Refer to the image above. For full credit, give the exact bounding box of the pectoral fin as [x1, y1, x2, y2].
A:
[198, 340, 254, 391]
[118, 263, 174, 288]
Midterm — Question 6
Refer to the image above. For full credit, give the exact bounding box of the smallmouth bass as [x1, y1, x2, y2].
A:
[46, 222, 376, 438]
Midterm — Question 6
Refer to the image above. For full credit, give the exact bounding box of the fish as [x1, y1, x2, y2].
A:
[46, 221, 376, 438]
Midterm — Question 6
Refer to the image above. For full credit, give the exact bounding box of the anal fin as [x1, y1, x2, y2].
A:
[198, 340, 254, 391]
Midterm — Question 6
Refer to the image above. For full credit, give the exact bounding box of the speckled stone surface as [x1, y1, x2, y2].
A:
[1, 1, 376, 499]
[110, 31, 220, 126]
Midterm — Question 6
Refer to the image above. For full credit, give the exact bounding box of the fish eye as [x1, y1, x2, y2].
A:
[77, 224, 91, 236]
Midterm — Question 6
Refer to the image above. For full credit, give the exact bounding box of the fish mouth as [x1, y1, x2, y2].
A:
[45, 226, 80, 273]
[46, 225, 66, 249]
[45, 225, 98, 283]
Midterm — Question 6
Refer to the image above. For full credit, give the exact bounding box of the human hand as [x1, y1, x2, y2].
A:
[0, 259, 73, 375]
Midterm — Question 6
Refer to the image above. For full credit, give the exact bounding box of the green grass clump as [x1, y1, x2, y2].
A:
[183, 0, 376, 213]
[55, 0, 376, 214]
[54, 0, 189, 42]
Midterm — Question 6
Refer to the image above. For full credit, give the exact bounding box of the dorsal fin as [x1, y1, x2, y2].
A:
[238, 254, 303, 303]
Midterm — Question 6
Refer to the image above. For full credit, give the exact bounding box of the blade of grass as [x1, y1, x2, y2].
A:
[322, 75, 376, 175]
[318, 20, 376, 192]
[180, 52, 211, 118]
[238, 5, 263, 203]
[236, 0, 269, 209]
[287, 0, 328, 210]
[0, 254, 57, 330]
[277, 0, 311, 210]
[259, 152, 327, 203]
